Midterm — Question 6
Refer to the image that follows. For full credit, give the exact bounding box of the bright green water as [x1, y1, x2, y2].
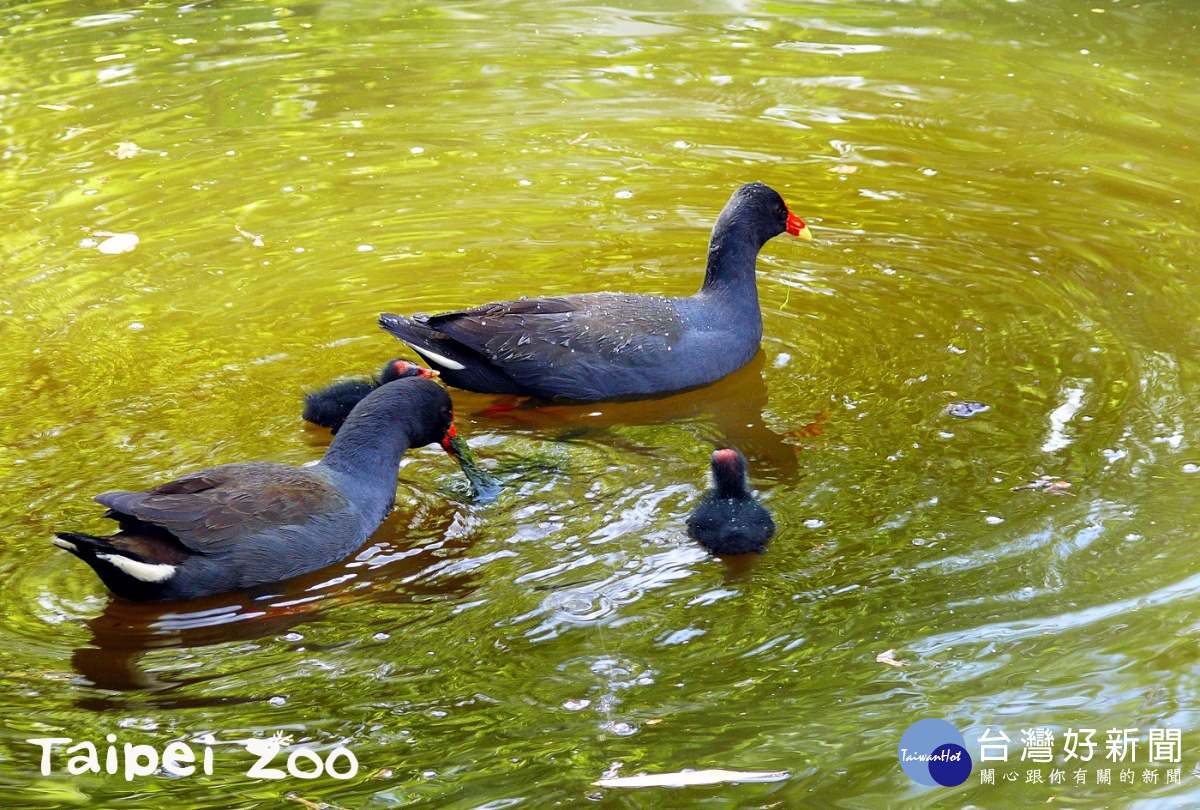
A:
[2, 0, 1199, 806]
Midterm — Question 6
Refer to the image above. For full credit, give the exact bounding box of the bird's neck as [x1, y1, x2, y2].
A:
[699, 216, 767, 305]
[715, 478, 749, 499]
[319, 413, 413, 516]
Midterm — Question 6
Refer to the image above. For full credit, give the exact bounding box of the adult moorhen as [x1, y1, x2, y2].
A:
[303, 357, 438, 434]
[53, 377, 465, 601]
[379, 182, 811, 401]
[687, 448, 776, 555]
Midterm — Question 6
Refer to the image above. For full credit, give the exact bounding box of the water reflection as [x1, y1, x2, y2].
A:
[448, 352, 807, 485]
[68, 503, 478, 695]
[2, 0, 1199, 805]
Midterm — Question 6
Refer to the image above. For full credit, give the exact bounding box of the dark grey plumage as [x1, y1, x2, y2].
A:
[687, 448, 775, 555]
[379, 183, 810, 401]
[303, 358, 438, 434]
[54, 378, 459, 601]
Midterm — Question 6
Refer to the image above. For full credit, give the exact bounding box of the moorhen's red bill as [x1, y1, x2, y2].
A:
[303, 357, 438, 434]
[379, 182, 811, 401]
[54, 377, 466, 601]
[687, 448, 776, 556]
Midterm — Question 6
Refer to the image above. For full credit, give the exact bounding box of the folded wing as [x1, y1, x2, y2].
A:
[96, 462, 351, 553]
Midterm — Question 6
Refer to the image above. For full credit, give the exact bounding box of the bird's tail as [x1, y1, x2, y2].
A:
[53, 531, 119, 558]
[52, 532, 178, 598]
[378, 313, 471, 372]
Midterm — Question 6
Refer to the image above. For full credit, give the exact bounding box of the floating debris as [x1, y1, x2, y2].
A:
[946, 401, 989, 418]
[594, 769, 790, 788]
[108, 141, 140, 159]
[95, 232, 139, 254]
[568, 132, 590, 145]
[287, 794, 348, 810]
[38, 103, 75, 111]
[876, 649, 909, 668]
[235, 223, 265, 247]
[828, 164, 858, 175]
[1012, 475, 1075, 496]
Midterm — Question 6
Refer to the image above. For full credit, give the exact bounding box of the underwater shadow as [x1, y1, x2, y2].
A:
[70, 499, 478, 701]
[453, 352, 808, 485]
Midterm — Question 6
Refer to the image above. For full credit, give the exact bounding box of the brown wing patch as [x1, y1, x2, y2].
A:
[98, 462, 349, 552]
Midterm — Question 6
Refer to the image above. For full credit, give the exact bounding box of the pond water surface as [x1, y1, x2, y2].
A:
[2, 0, 1199, 807]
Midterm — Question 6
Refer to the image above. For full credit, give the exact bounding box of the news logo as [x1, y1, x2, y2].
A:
[898, 718, 972, 787]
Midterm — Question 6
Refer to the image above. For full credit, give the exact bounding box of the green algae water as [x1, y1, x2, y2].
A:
[2, 0, 1199, 806]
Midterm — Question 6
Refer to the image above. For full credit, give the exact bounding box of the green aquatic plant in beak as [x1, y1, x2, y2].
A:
[445, 433, 502, 503]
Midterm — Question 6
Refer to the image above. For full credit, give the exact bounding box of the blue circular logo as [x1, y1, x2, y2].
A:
[898, 719, 972, 786]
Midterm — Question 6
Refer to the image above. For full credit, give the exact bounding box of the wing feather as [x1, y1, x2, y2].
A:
[96, 462, 350, 553]
[424, 292, 686, 374]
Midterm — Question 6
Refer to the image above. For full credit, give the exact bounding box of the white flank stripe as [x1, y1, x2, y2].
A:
[410, 344, 466, 371]
[96, 553, 177, 583]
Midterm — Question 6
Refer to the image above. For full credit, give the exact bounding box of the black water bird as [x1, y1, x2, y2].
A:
[687, 448, 775, 555]
[303, 358, 438, 434]
[54, 378, 467, 601]
[379, 183, 812, 401]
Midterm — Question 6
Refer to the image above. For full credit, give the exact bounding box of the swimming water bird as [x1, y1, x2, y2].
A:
[379, 182, 811, 401]
[303, 358, 439, 434]
[53, 378, 466, 601]
[687, 448, 775, 555]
